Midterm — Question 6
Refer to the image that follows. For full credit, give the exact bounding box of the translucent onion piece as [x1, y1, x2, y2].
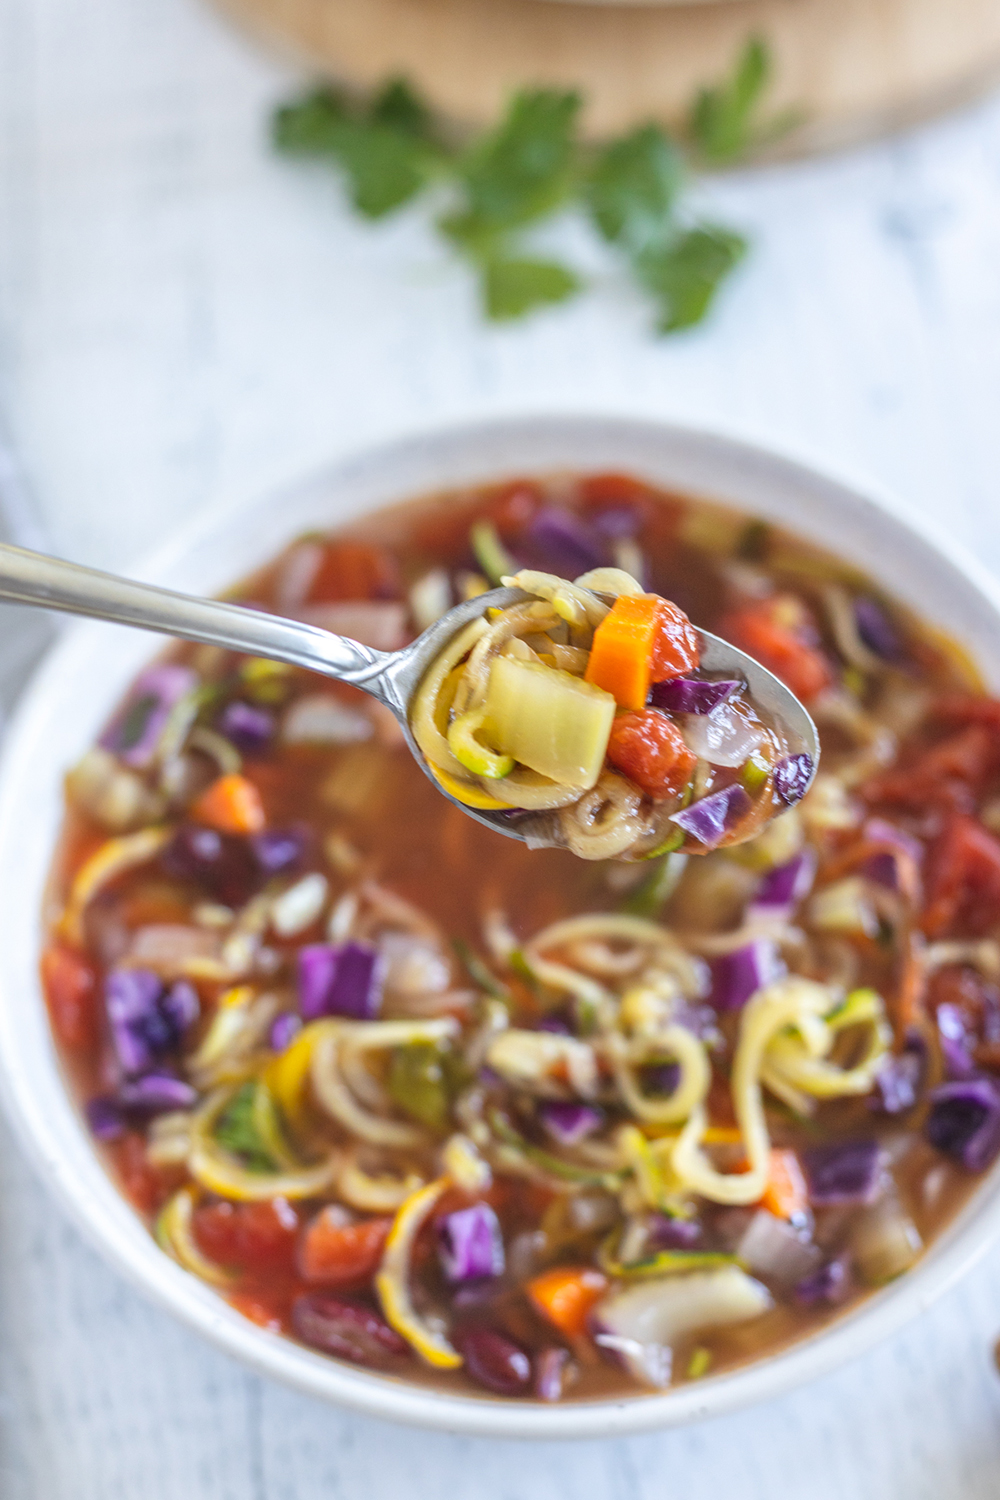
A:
[375, 1178, 463, 1368]
[681, 701, 766, 768]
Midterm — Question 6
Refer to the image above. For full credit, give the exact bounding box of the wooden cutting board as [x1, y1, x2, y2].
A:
[213, 0, 1000, 152]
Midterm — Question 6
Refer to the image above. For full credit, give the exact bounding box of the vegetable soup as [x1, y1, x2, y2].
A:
[42, 472, 1000, 1401]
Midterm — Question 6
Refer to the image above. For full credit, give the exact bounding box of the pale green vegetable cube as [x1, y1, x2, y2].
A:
[482, 654, 615, 789]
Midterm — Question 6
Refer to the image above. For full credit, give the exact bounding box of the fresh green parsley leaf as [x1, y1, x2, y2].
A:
[687, 35, 771, 165]
[635, 225, 747, 332]
[454, 89, 582, 236]
[586, 124, 683, 251]
[480, 255, 581, 320]
[273, 82, 445, 219]
[214, 1081, 275, 1173]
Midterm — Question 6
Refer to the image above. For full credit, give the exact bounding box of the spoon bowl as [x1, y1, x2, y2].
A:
[0, 544, 818, 848]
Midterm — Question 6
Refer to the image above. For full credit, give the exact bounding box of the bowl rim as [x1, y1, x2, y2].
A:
[3, 411, 1000, 1440]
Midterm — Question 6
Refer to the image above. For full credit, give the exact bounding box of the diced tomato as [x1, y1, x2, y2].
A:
[576, 472, 656, 510]
[40, 945, 98, 1050]
[866, 726, 997, 814]
[297, 1208, 391, 1288]
[719, 601, 833, 703]
[485, 480, 545, 538]
[933, 694, 1000, 732]
[112, 1132, 170, 1216]
[649, 598, 701, 682]
[922, 814, 1000, 937]
[228, 1289, 287, 1332]
[307, 542, 400, 603]
[606, 710, 697, 799]
[193, 1198, 301, 1273]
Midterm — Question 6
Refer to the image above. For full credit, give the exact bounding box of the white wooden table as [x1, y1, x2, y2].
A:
[4, 0, 1000, 1492]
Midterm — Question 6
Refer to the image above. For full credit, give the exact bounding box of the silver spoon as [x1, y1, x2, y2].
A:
[0, 542, 818, 847]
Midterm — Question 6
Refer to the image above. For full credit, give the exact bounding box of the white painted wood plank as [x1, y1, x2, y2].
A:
[4, 0, 1000, 1492]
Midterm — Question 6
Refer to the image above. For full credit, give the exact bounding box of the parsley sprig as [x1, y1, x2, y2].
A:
[273, 38, 791, 331]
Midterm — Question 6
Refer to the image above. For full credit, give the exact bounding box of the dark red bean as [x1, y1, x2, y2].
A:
[457, 1326, 532, 1396]
[291, 1293, 407, 1369]
[161, 824, 261, 906]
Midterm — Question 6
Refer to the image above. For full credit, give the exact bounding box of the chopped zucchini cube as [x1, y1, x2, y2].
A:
[482, 654, 616, 789]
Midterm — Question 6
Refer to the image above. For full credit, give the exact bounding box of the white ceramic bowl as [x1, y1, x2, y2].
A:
[2, 415, 1000, 1439]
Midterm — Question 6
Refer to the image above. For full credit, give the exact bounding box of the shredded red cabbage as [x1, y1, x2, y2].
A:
[773, 753, 814, 807]
[854, 596, 901, 661]
[438, 1203, 506, 1282]
[711, 939, 785, 1011]
[671, 783, 752, 848]
[100, 665, 196, 768]
[297, 941, 383, 1021]
[926, 1077, 1000, 1172]
[539, 1100, 602, 1146]
[217, 700, 275, 755]
[802, 1140, 883, 1205]
[794, 1255, 851, 1306]
[522, 506, 606, 578]
[650, 677, 742, 715]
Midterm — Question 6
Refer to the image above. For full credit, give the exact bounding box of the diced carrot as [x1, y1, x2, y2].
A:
[298, 1208, 392, 1288]
[41, 945, 98, 1050]
[760, 1148, 809, 1221]
[720, 602, 833, 703]
[308, 542, 399, 603]
[191, 774, 266, 834]
[526, 1265, 608, 1339]
[606, 709, 697, 798]
[586, 595, 699, 710]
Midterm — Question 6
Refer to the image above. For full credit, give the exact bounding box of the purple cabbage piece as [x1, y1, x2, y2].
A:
[534, 1345, 572, 1402]
[795, 1255, 851, 1307]
[537, 1014, 573, 1036]
[105, 968, 168, 1076]
[161, 824, 260, 906]
[671, 783, 752, 849]
[217, 700, 275, 755]
[160, 980, 200, 1036]
[871, 1034, 926, 1114]
[438, 1203, 505, 1283]
[803, 1140, 883, 1205]
[926, 1077, 1000, 1172]
[539, 1101, 602, 1146]
[936, 1004, 977, 1080]
[855, 597, 902, 661]
[861, 817, 922, 890]
[590, 506, 641, 541]
[251, 827, 308, 877]
[297, 941, 383, 1021]
[752, 850, 817, 912]
[118, 1072, 198, 1112]
[522, 506, 606, 579]
[86, 1097, 126, 1141]
[270, 1012, 303, 1051]
[711, 939, 784, 1012]
[650, 677, 742, 715]
[100, 665, 196, 769]
[670, 1001, 721, 1041]
[773, 754, 814, 807]
[647, 1215, 702, 1251]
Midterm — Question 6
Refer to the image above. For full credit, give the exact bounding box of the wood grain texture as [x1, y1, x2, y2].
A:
[4, 0, 1000, 1493]
[210, 0, 1000, 149]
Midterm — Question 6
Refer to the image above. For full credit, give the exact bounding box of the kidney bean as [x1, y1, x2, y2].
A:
[457, 1326, 532, 1396]
[291, 1293, 406, 1369]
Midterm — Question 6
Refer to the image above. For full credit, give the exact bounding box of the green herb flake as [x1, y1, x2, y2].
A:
[215, 1081, 276, 1174]
[453, 937, 510, 1001]
[623, 850, 688, 915]
[481, 256, 580, 321]
[456, 89, 583, 235]
[387, 1042, 460, 1133]
[636, 225, 747, 333]
[688, 35, 770, 165]
[586, 124, 683, 251]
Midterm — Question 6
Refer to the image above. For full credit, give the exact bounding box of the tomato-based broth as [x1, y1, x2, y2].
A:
[42, 472, 1000, 1402]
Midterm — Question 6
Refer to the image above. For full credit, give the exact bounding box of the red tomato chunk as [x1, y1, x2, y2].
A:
[720, 601, 832, 703]
[298, 1208, 392, 1288]
[41, 946, 98, 1050]
[606, 710, 697, 799]
[193, 1198, 300, 1273]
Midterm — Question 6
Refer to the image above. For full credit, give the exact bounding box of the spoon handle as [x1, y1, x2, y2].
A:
[0, 543, 396, 699]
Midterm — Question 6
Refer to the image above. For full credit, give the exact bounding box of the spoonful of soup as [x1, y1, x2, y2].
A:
[0, 545, 817, 859]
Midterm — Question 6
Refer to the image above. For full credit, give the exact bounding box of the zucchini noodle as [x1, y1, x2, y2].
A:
[156, 1186, 234, 1286]
[453, 600, 561, 714]
[604, 1023, 711, 1125]
[61, 825, 172, 944]
[337, 1151, 425, 1211]
[501, 570, 611, 629]
[760, 986, 891, 1114]
[375, 1178, 463, 1368]
[410, 616, 490, 779]
[560, 772, 646, 859]
[670, 977, 839, 1205]
[188, 1084, 340, 1200]
[310, 1018, 458, 1149]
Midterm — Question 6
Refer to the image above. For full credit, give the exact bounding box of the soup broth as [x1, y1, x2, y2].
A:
[42, 471, 1000, 1402]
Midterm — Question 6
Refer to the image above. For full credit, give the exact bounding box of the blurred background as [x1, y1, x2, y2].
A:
[3, 0, 1000, 1495]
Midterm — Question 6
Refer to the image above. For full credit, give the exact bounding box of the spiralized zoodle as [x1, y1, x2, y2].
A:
[41, 469, 1000, 1402]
